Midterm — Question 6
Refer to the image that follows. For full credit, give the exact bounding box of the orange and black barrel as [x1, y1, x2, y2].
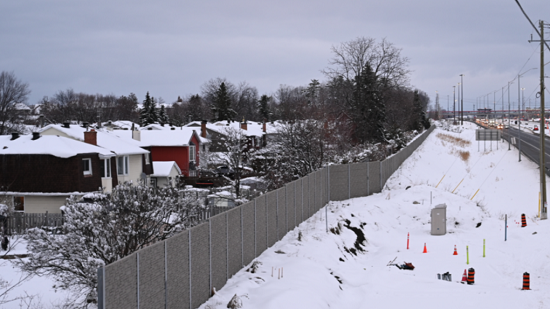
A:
[522, 272, 530, 290]
[521, 214, 527, 227]
[467, 268, 475, 285]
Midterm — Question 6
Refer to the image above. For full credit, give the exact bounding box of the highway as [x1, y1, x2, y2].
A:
[497, 125, 550, 175]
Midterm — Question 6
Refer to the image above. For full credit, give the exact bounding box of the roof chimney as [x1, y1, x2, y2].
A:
[62, 122, 70, 128]
[240, 118, 247, 131]
[132, 129, 141, 141]
[84, 129, 97, 145]
[10, 133, 19, 140]
[32, 132, 41, 140]
[201, 120, 207, 138]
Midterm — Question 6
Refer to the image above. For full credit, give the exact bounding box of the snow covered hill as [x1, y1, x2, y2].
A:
[199, 122, 550, 309]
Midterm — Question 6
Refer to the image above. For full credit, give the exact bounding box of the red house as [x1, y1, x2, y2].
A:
[119, 129, 202, 177]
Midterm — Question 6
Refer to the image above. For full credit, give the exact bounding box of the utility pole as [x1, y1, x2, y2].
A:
[528, 20, 547, 219]
[460, 74, 464, 125]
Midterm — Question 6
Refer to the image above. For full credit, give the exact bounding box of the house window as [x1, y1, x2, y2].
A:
[117, 156, 129, 175]
[83, 158, 92, 175]
[100, 158, 111, 178]
[189, 145, 196, 162]
[13, 196, 24, 212]
[145, 153, 150, 165]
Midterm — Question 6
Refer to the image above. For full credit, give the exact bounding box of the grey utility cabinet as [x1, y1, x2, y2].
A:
[431, 204, 447, 235]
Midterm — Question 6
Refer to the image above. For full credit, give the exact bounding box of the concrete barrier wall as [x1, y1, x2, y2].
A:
[255, 196, 267, 256]
[190, 223, 210, 309]
[101, 126, 435, 309]
[210, 213, 227, 294]
[165, 230, 189, 309]
[350, 163, 368, 198]
[295, 178, 304, 223]
[138, 242, 165, 309]
[241, 202, 255, 268]
[276, 187, 286, 239]
[104, 253, 137, 309]
[226, 207, 242, 279]
[266, 191, 278, 248]
[285, 181, 296, 232]
[329, 164, 350, 201]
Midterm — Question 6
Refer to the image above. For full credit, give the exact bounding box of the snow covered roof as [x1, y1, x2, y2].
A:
[114, 128, 201, 147]
[185, 120, 281, 137]
[39, 124, 149, 156]
[141, 123, 179, 131]
[151, 161, 181, 177]
[102, 120, 139, 130]
[0, 134, 115, 159]
[14, 103, 31, 111]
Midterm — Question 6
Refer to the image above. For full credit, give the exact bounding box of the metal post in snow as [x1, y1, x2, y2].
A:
[505, 214, 507, 241]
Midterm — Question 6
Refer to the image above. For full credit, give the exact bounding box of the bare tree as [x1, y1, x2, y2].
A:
[212, 127, 249, 199]
[0, 71, 31, 135]
[323, 37, 411, 89]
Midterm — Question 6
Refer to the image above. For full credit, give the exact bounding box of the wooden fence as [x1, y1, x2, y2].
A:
[2, 212, 64, 235]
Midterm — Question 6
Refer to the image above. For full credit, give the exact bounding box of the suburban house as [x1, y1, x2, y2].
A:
[186, 120, 273, 152]
[113, 128, 203, 177]
[0, 132, 115, 213]
[39, 123, 153, 193]
[150, 161, 181, 188]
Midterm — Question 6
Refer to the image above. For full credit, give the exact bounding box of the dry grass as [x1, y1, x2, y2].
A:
[437, 133, 471, 147]
[459, 151, 470, 161]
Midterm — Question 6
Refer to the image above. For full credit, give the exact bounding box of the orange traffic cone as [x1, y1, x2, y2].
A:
[453, 245, 458, 255]
[461, 269, 467, 283]
[423, 243, 427, 253]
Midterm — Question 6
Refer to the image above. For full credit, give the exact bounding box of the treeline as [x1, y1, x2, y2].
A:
[10, 37, 430, 145]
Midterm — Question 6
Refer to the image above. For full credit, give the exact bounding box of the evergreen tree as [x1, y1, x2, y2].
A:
[149, 96, 159, 124]
[211, 82, 236, 121]
[139, 92, 159, 126]
[158, 105, 169, 126]
[258, 94, 271, 121]
[351, 64, 386, 143]
[411, 90, 430, 131]
[188, 94, 204, 121]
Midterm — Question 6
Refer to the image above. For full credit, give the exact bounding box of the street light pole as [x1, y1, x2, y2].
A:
[508, 82, 512, 150]
[453, 85, 456, 122]
[460, 74, 464, 125]
[518, 73, 522, 162]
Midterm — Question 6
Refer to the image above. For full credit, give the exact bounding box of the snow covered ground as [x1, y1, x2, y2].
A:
[2, 121, 549, 308]
[200, 121, 550, 309]
[0, 237, 73, 308]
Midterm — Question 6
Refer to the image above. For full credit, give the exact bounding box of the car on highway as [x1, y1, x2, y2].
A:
[497, 124, 504, 129]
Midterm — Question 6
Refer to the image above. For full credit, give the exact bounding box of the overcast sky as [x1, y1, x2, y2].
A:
[1, 0, 549, 112]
